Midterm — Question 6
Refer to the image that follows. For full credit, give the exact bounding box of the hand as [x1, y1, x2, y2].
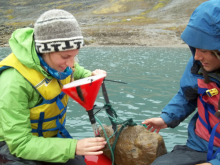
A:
[196, 163, 212, 165]
[142, 117, 167, 133]
[91, 69, 107, 76]
[76, 137, 106, 156]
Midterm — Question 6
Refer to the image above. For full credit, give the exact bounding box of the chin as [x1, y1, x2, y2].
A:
[57, 68, 65, 72]
[204, 68, 214, 72]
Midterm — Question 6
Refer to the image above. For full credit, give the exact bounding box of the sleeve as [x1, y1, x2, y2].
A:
[160, 56, 198, 128]
[73, 63, 92, 80]
[0, 68, 77, 163]
[209, 153, 220, 165]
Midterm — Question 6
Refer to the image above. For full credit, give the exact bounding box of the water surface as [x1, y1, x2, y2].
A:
[0, 46, 194, 152]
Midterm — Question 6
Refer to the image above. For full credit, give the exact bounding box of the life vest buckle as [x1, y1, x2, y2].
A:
[206, 88, 218, 97]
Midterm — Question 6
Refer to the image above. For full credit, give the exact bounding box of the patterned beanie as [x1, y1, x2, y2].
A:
[34, 9, 83, 54]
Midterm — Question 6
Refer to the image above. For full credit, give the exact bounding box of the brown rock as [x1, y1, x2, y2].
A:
[99, 125, 167, 165]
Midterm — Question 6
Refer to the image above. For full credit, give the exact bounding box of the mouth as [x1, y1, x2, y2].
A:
[202, 63, 208, 67]
[59, 66, 66, 72]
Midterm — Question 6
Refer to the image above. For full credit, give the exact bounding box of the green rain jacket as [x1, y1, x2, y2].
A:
[0, 28, 91, 162]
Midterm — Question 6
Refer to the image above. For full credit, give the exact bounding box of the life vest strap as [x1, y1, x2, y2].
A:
[40, 92, 65, 109]
[207, 122, 220, 161]
[31, 106, 67, 124]
[198, 87, 208, 95]
[31, 107, 67, 135]
[199, 96, 213, 133]
[37, 112, 45, 137]
[198, 87, 219, 97]
[56, 96, 65, 110]
[56, 117, 72, 138]
[198, 115, 220, 139]
[32, 118, 66, 133]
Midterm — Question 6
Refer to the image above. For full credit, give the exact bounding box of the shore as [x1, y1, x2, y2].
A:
[1, 43, 189, 48]
[0, 22, 188, 48]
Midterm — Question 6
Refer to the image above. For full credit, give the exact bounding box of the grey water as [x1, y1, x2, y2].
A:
[0, 46, 194, 152]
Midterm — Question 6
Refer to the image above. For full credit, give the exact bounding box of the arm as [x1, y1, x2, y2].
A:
[0, 68, 106, 162]
[161, 56, 198, 127]
[73, 63, 92, 80]
[143, 56, 198, 131]
[207, 152, 220, 165]
[73, 63, 106, 80]
[0, 68, 77, 162]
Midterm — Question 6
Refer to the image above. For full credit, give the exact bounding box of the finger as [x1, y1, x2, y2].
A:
[89, 137, 106, 142]
[84, 145, 105, 154]
[85, 138, 106, 147]
[84, 142, 106, 149]
[150, 128, 155, 132]
[85, 150, 103, 156]
[156, 129, 160, 134]
[146, 124, 152, 130]
[142, 119, 150, 125]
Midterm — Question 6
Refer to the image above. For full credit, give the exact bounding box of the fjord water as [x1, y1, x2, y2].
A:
[0, 46, 194, 152]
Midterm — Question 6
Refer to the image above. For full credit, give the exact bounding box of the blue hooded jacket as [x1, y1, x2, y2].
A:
[160, 0, 220, 164]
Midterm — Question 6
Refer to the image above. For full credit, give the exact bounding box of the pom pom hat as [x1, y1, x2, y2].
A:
[34, 9, 83, 54]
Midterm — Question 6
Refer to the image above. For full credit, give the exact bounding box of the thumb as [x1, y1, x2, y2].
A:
[142, 119, 150, 125]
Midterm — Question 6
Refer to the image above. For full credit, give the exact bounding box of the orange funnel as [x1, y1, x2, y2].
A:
[62, 74, 106, 111]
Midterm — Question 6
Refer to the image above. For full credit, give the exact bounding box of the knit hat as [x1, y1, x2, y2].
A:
[34, 9, 83, 54]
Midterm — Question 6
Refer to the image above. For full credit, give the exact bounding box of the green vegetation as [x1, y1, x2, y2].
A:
[4, 21, 34, 27]
[163, 25, 187, 37]
[7, 15, 14, 20]
[5, 9, 13, 14]
[72, 3, 83, 8]
[9, 1, 29, 5]
[163, 25, 186, 32]
[153, 0, 170, 10]
[93, 1, 126, 14]
[45, 2, 62, 6]
[93, 0, 146, 14]
[84, 39, 95, 45]
[141, 0, 170, 16]
[56, 4, 70, 9]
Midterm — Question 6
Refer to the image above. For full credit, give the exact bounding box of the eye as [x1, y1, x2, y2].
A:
[200, 49, 207, 53]
[62, 56, 69, 59]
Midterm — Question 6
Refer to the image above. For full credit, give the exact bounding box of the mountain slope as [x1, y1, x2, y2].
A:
[0, 0, 207, 47]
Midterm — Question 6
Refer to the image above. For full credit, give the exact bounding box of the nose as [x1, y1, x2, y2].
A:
[194, 49, 203, 61]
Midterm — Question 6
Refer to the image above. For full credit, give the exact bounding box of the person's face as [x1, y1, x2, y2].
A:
[194, 49, 220, 72]
[42, 49, 79, 72]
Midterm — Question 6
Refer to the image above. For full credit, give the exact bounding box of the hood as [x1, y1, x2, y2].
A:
[9, 28, 52, 79]
[181, 0, 220, 51]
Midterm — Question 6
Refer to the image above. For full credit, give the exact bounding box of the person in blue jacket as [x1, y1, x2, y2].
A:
[142, 0, 220, 165]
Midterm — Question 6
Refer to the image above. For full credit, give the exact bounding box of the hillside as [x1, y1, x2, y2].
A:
[0, 0, 207, 47]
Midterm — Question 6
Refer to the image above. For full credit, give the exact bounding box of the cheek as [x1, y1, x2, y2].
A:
[212, 58, 220, 70]
[215, 61, 220, 69]
[49, 59, 62, 69]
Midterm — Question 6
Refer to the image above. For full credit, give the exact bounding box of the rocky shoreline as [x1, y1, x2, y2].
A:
[0, 0, 207, 48]
[0, 23, 188, 48]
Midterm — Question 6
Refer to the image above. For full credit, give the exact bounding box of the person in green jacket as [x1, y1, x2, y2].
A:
[0, 9, 106, 165]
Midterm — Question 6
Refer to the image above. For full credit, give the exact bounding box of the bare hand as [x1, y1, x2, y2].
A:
[196, 163, 212, 165]
[91, 69, 107, 76]
[76, 137, 106, 156]
[142, 117, 167, 133]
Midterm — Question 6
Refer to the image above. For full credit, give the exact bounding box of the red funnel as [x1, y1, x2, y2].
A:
[62, 74, 106, 111]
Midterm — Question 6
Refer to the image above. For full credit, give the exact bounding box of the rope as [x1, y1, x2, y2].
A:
[95, 103, 137, 165]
